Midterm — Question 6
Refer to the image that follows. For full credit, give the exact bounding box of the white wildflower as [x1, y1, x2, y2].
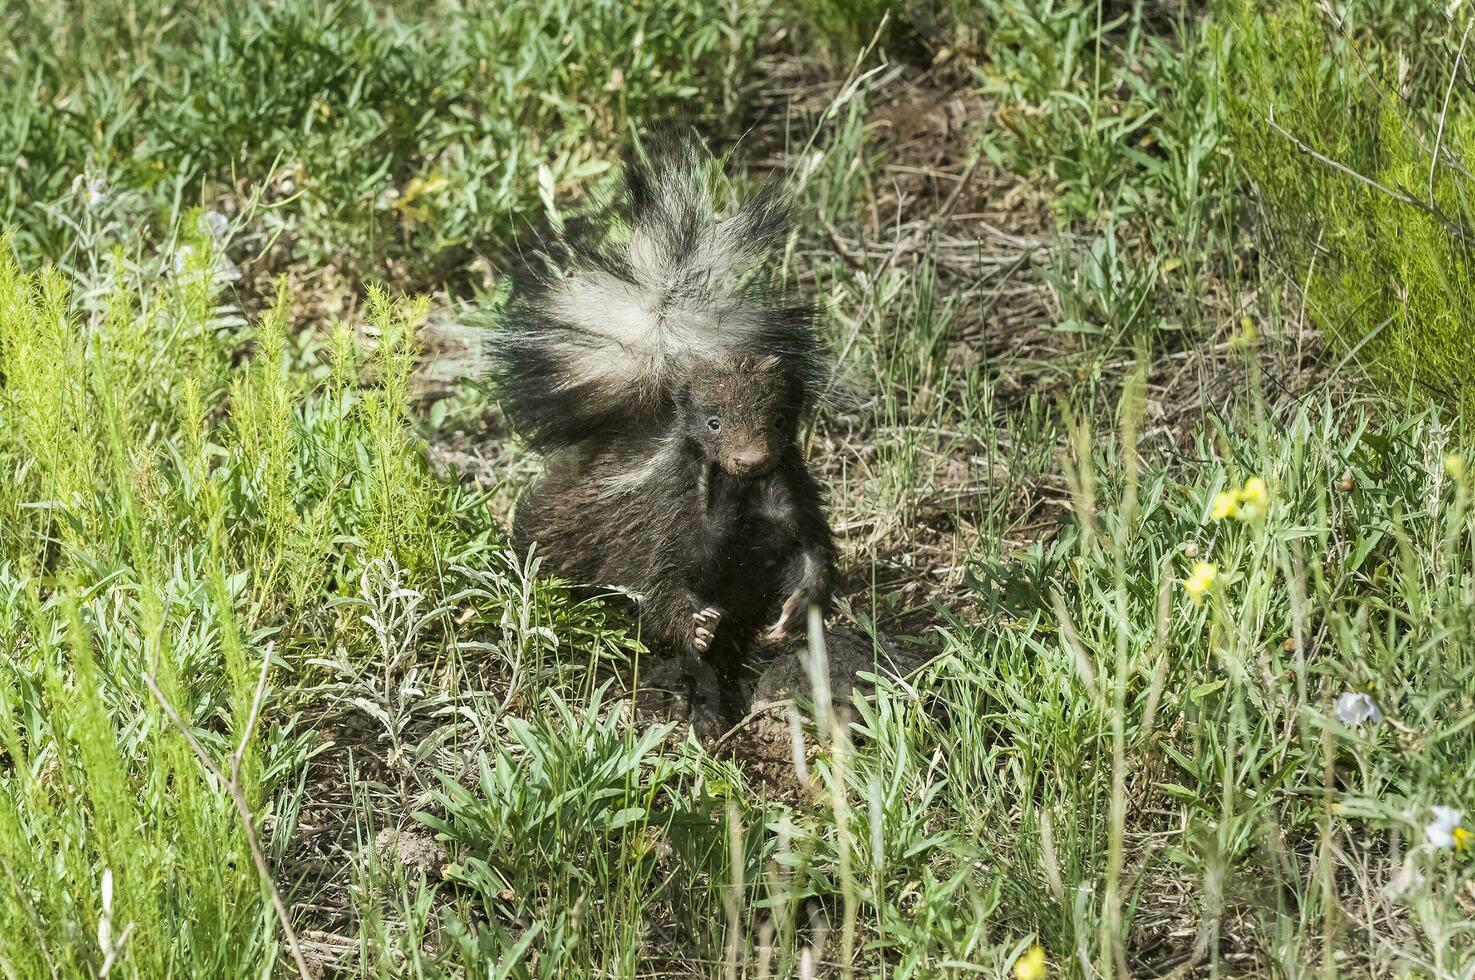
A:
[73, 174, 109, 208]
[1425, 806, 1471, 850]
[1334, 691, 1382, 727]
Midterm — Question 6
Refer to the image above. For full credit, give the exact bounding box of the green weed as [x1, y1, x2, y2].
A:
[1223, 0, 1475, 422]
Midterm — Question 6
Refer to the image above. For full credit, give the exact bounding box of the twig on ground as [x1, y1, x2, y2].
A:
[1267, 110, 1475, 243]
[142, 644, 312, 980]
[1429, 17, 1474, 207]
[98, 923, 135, 978]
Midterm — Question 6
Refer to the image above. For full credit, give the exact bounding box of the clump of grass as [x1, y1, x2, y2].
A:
[962, 1, 1238, 352]
[978, 3, 1234, 243]
[0, 219, 566, 975]
[420, 687, 693, 975]
[0, 235, 282, 976]
[1223, 0, 1475, 423]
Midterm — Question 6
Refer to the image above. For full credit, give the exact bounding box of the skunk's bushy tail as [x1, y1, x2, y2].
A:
[487, 129, 825, 451]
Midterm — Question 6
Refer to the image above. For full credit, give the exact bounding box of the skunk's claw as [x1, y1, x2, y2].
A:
[692, 606, 722, 652]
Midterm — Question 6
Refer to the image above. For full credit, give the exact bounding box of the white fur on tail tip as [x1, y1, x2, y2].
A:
[532, 157, 777, 406]
[543, 251, 767, 406]
[485, 137, 803, 451]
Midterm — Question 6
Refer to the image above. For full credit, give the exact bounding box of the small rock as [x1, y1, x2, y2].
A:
[633, 655, 727, 741]
[375, 827, 445, 877]
[750, 623, 901, 709]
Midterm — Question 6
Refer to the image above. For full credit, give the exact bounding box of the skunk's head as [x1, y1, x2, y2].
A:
[679, 355, 801, 477]
[488, 127, 827, 455]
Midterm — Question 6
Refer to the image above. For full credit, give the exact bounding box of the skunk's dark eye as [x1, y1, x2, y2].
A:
[706, 417, 721, 432]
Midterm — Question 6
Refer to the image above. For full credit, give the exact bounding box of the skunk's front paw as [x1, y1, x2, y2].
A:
[692, 606, 722, 653]
[766, 588, 812, 641]
[768, 552, 831, 640]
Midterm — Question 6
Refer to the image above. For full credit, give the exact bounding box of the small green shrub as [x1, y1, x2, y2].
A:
[1223, 0, 1475, 422]
[0, 221, 561, 977]
[420, 688, 693, 975]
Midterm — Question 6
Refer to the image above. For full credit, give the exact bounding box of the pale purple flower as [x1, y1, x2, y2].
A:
[1334, 691, 1382, 727]
[200, 209, 229, 241]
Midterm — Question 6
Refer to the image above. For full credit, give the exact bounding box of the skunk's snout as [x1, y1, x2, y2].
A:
[726, 444, 774, 476]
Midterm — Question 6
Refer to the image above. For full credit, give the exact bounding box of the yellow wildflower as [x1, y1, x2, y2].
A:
[1239, 477, 1268, 510]
[1230, 316, 1258, 348]
[1014, 945, 1047, 980]
[1211, 477, 1270, 522]
[394, 172, 451, 220]
[1454, 825, 1473, 851]
[1445, 453, 1466, 480]
[1183, 562, 1217, 604]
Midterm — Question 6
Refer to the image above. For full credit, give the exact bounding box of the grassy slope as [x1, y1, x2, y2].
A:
[2, 1, 1475, 978]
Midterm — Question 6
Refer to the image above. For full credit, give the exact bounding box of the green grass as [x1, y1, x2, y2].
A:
[1, 0, 765, 289]
[4, 0, 1475, 977]
[967, 0, 1238, 350]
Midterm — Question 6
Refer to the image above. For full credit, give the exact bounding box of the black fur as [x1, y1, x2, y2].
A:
[491, 131, 838, 714]
[513, 401, 835, 705]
